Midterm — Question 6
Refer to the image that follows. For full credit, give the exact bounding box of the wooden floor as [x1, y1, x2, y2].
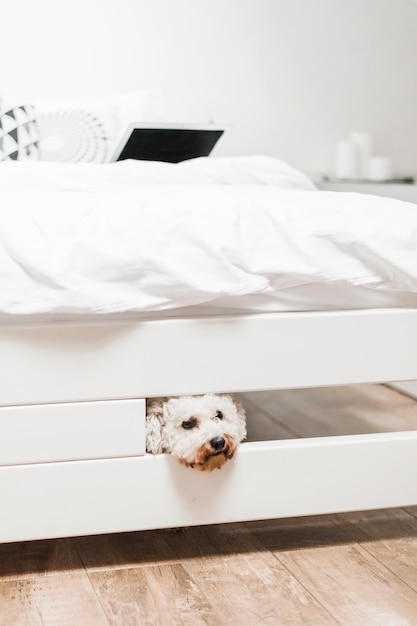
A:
[2, 384, 417, 625]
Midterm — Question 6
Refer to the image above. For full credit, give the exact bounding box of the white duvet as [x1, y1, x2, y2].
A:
[0, 156, 416, 316]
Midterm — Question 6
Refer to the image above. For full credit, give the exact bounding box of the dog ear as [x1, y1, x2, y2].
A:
[146, 399, 169, 454]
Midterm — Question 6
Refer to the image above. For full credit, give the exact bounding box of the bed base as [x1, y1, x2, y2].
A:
[1, 308, 417, 543]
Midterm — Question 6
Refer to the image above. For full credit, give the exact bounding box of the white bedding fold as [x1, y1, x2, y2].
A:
[0, 157, 416, 316]
[0, 155, 316, 191]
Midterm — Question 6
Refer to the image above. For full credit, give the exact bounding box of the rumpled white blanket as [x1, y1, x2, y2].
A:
[0, 156, 416, 316]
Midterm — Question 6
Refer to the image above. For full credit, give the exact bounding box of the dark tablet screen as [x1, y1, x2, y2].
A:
[116, 127, 224, 162]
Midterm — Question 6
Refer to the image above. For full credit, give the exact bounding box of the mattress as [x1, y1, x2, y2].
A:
[1, 156, 416, 321]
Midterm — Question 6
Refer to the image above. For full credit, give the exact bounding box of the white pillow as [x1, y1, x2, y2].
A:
[0, 104, 40, 161]
[34, 89, 161, 163]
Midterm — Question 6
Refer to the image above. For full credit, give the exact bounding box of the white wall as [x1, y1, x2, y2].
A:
[1, 0, 417, 176]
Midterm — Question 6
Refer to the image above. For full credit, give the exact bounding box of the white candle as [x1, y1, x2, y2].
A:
[350, 132, 372, 179]
[368, 156, 392, 181]
[335, 140, 357, 179]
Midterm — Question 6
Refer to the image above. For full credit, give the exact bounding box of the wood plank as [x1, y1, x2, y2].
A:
[405, 506, 417, 518]
[166, 523, 337, 625]
[88, 564, 220, 626]
[0, 572, 109, 626]
[236, 393, 296, 441]
[0, 537, 84, 581]
[73, 530, 178, 572]
[241, 383, 417, 439]
[5, 507, 417, 626]
[337, 508, 417, 592]
[252, 513, 417, 625]
[245, 513, 349, 552]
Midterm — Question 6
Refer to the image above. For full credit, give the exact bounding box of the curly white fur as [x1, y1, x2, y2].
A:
[146, 394, 247, 471]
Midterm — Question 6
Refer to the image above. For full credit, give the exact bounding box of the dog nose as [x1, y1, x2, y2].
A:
[210, 436, 225, 451]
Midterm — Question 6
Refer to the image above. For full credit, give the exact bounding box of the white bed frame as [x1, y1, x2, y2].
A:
[1, 307, 417, 543]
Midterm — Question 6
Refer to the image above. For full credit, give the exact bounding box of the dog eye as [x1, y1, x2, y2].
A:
[181, 418, 197, 430]
[214, 410, 223, 420]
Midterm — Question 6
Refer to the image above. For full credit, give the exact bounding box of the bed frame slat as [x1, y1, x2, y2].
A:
[1, 308, 417, 405]
[1, 431, 417, 543]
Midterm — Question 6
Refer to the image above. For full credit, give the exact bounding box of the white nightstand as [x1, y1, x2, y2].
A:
[317, 178, 417, 398]
[316, 180, 417, 204]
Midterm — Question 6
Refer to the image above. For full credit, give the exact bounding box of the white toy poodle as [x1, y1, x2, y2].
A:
[146, 394, 247, 471]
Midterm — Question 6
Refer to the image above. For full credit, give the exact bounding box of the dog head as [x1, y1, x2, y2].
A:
[150, 394, 246, 471]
